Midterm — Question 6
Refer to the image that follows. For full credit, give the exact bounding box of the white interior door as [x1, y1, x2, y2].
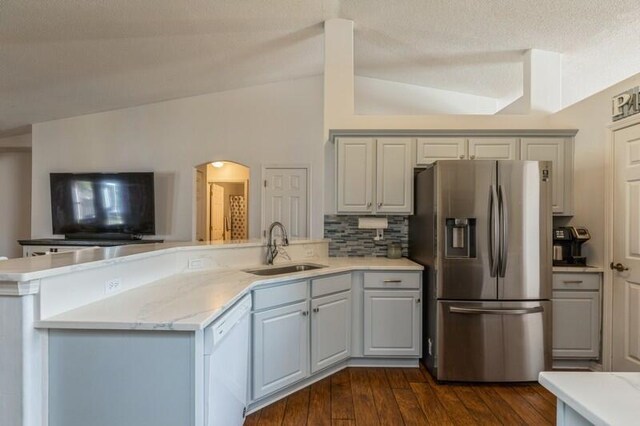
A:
[612, 122, 640, 371]
[210, 184, 225, 241]
[263, 168, 308, 239]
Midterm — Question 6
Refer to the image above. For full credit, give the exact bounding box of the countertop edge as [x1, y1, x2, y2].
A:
[538, 374, 605, 426]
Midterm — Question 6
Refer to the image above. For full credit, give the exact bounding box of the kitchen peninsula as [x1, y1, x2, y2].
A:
[0, 240, 422, 426]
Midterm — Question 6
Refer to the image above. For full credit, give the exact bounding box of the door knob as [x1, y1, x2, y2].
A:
[610, 262, 629, 272]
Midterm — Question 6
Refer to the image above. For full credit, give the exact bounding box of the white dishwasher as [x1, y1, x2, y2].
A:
[204, 295, 252, 426]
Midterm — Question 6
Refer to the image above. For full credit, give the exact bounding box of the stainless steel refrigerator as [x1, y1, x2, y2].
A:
[409, 160, 552, 382]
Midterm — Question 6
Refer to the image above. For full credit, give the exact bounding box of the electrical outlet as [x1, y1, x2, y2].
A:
[105, 278, 122, 294]
[188, 258, 205, 270]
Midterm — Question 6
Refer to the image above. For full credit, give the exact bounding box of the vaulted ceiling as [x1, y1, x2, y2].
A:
[2, 0, 640, 132]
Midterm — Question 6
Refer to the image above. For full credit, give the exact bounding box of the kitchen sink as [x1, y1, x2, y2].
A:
[243, 263, 326, 276]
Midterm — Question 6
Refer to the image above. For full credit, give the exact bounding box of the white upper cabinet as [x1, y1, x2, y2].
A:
[520, 137, 572, 214]
[468, 138, 519, 160]
[336, 138, 375, 213]
[376, 138, 413, 213]
[336, 134, 574, 215]
[336, 137, 413, 214]
[416, 137, 466, 165]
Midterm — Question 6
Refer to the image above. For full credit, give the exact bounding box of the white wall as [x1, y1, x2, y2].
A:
[31, 76, 324, 241]
[0, 144, 32, 258]
[0, 133, 32, 150]
[550, 71, 640, 267]
[355, 76, 498, 115]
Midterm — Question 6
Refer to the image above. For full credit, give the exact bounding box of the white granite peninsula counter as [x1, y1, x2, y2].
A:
[0, 239, 423, 426]
[539, 371, 640, 425]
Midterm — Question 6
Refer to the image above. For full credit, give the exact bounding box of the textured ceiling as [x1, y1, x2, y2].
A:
[2, 0, 640, 131]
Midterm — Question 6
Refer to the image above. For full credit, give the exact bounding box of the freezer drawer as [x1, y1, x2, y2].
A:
[437, 300, 551, 382]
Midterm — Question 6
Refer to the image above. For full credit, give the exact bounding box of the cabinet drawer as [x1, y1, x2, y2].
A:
[311, 273, 351, 298]
[364, 272, 420, 289]
[553, 273, 600, 291]
[253, 280, 308, 310]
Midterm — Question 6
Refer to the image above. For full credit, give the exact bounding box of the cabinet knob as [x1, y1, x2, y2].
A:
[459, 155, 464, 159]
[377, 202, 382, 208]
[470, 155, 475, 160]
[367, 202, 372, 208]
[313, 307, 319, 313]
[302, 311, 309, 316]
[416, 298, 421, 304]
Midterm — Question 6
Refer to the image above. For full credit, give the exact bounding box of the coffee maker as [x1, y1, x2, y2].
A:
[553, 226, 591, 266]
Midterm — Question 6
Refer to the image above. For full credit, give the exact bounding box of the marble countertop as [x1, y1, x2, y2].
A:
[36, 257, 422, 332]
[539, 372, 640, 425]
[0, 239, 327, 282]
[552, 265, 604, 273]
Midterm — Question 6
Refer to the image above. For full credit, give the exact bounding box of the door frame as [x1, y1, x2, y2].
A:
[261, 165, 311, 241]
[209, 179, 250, 240]
[604, 114, 640, 371]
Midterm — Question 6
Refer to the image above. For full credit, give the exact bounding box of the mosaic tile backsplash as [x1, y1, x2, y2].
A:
[324, 215, 409, 257]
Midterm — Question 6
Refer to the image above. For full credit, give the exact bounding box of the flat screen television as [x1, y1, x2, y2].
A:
[50, 172, 155, 239]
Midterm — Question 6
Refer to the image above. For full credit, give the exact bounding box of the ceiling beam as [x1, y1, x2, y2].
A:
[324, 19, 354, 139]
[525, 49, 562, 114]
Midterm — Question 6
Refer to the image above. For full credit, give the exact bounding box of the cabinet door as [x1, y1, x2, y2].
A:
[336, 138, 375, 213]
[252, 301, 309, 399]
[520, 138, 566, 213]
[364, 290, 421, 356]
[376, 138, 413, 213]
[552, 291, 600, 359]
[416, 137, 466, 165]
[468, 138, 519, 160]
[311, 291, 351, 373]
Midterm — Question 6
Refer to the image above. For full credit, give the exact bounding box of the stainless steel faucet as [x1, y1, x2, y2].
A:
[266, 221, 289, 265]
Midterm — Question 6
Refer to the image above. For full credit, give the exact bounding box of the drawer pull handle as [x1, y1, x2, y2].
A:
[302, 311, 309, 316]
[383, 279, 402, 283]
[563, 280, 583, 284]
[313, 307, 319, 313]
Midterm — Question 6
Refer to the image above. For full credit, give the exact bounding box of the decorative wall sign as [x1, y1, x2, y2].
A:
[612, 86, 640, 121]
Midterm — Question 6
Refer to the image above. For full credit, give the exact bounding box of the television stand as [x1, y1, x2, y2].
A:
[17, 238, 165, 257]
[64, 233, 146, 241]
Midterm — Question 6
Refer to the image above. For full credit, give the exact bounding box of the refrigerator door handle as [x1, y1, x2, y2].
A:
[489, 185, 499, 277]
[449, 306, 543, 315]
[498, 185, 509, 277]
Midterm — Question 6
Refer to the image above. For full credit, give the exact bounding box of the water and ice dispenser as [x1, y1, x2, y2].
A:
[445, 218, 476, 258]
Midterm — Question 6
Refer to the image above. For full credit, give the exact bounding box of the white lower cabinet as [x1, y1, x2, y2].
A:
[311, 290, 351, 373]
[252, 300, 309, 400]
[363, 289, 421, 356]
[251, 271, 422, 403]
[552, 272, 601, 359]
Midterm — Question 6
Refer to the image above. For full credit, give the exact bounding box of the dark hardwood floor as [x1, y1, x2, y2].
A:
[245, 364, 556, 425]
